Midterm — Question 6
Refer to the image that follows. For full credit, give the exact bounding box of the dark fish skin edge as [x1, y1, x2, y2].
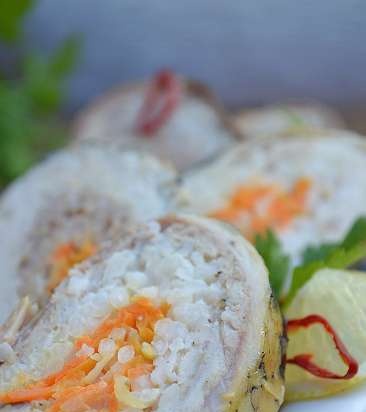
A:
[225, 294, 286, 412]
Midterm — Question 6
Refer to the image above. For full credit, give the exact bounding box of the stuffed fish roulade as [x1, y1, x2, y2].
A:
[0, 144, 176, 322]
[174, 132, 366, 266]
[0, 215, 285, 412]
[73, 70, 238, 171]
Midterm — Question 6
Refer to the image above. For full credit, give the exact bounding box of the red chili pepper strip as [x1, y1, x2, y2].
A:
[135, 69, 182, 136]
[286, 314, 358, 380]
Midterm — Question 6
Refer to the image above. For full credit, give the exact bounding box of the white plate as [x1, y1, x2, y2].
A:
[282, 383, 366, 411]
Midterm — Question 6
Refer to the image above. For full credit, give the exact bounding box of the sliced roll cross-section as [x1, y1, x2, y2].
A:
[73, 70, 237, 170]
[0, 144, 176, 322]
[174, 132, 366, 265]
[0, 215, 285, 412]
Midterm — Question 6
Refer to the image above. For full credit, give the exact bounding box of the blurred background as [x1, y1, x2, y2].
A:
[1, 0, 366, 187]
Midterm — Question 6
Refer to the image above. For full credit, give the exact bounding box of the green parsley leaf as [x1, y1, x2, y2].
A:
[23, 36, 80, 113]
[301, 216, 366, 265]
[342, 217, 366, 249]
[254, 230, 290, 300]
[49, 36, 81, 78]
[0, 4, 80, 189]
[0, 0, 34, 43]
[284, 218, 366, 307]
[301, 242, 338, 265]
[0, 82, 68, 183]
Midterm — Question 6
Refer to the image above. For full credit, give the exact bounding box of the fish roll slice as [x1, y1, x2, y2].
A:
[0, 215, 285, 412]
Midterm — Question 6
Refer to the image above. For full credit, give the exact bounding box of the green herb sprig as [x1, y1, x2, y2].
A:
[0, 0, 80, 188]
[255, 217, 366, 307]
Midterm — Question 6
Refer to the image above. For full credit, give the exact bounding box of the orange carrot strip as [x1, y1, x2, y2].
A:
[0, 386, 55, 404]
[231, 185, 275, 210]
[47, 382, 110, 412]
[127, 364, 154, 380]
[209, 206, 243, 222]
[47, 240, 97, 292]
[54, 244, 75, 260]
[42, 356, 89, 386]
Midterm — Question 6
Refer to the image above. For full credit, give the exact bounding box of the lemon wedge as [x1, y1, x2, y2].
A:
[284, 268, 366, 402]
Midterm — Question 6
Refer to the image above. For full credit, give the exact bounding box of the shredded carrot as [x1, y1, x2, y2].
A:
[210, 178, 312, 239]
[75, 299, 166, 351]
[42, 356, 91, 386]
[47, 239, 97, 293]
[0, 298, 167, 411]
[48, 382, 117, 412]
[120, 356, 151, 376]
[127, 364, 154, 381]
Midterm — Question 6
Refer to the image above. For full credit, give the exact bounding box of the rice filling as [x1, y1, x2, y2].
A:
[0, 219, 260, 411]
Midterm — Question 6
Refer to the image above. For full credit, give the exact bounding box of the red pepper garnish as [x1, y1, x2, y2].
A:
[286, 314, 358, 380]
[135, 69, 182, 136]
